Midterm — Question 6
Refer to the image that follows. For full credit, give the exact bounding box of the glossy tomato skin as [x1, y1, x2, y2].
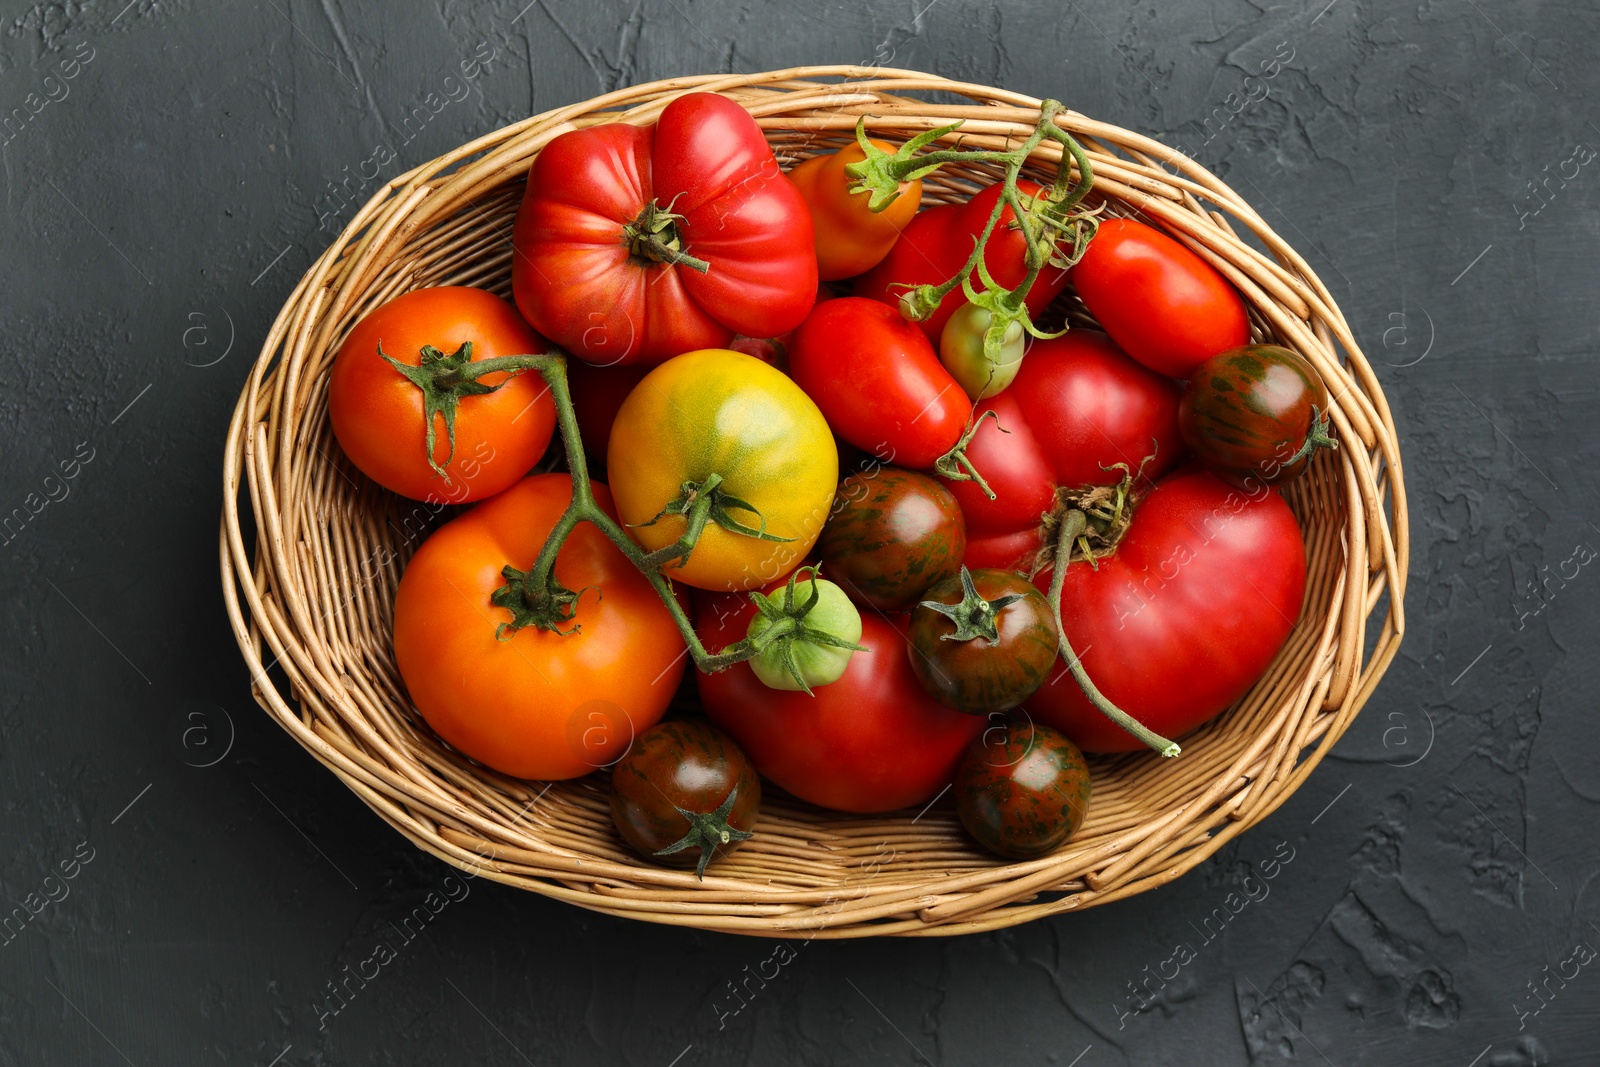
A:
[328, 287, 556, 503]
[816, 468, 966, 611]
[1072, 218, 1250, 379]
[942, 330, 1185, 570]
[512, 92, 817, 365]
[908, 570, 1059, 714]
[1027, 467, 1307, 753]
[788, 139, 921, 281]
[609, 720, 760, 868]
[788, 296, 968, 469]
[1179, 344, 1331, 487]
[854, 180, 1072, 341]
[954, 720, 1091, 859]
[392, 475, 686, 780]
[607, 349, 837, 591]
[695, 590, 984, 813]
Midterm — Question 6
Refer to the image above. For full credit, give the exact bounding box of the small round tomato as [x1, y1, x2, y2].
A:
[609, 719, 760, 878]
[788, 297, 968, 469]
[696, 588, 983, 813]
[607, 349, 837, 591]
[908, 568, 1059, 714]
[788, 137, 922, 281]
[1179, 344, 1337, 487]
[1072, 218, 1251, 378]
[955, 719, 1091, 859]
[940, 302, 1026, 401]
[328, 287, 556, 502]
[816, 467, 966, 611]
[392, 474, 686, 780]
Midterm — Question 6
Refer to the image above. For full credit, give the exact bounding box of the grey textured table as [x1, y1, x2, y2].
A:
[1, 1, 1594, 1064]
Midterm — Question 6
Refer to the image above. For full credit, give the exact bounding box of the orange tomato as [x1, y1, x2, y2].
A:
[788, 139, 922, 281]
[328, 287, 556, 503]
[392, 474, 686, 780]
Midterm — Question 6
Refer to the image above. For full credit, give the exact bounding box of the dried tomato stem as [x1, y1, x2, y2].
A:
[1046, 509, 1181, 758]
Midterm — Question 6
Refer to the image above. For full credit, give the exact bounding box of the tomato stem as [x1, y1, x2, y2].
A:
[934, 408, 1003, 500]
[1281, 405, 1339, 469]
[379, 341, 553, 481]
[623, 197, 711, 274]
[918, 566, 1026, 643]
[654, 783, 755, 879]
[485, 351, 765, 674]
[1046, 509, 1182, 758]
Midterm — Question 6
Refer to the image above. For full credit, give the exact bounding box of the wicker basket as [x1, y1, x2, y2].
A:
[220, 66, 1407, 937]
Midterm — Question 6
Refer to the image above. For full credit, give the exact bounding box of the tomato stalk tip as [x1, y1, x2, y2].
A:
[654, 784, 755, 880]
[918, 566, 1026, 643]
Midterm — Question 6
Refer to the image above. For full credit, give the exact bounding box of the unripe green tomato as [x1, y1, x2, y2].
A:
[746, 577, 863, 691]
[940, 302, 1025, 400]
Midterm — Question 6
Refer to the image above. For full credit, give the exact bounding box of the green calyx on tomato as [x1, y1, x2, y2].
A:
[917, 566, 1027, 643]
[621, 195, 711, 274]
[842, 116, 967, 211]
[629, 471, 795, 572]
[653, 783, 756, 879]
[745, 567, 867, 694]
[939, 300, 1027, 401]
[378, 340, 550, 481]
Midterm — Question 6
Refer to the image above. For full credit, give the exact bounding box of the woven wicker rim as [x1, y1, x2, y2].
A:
[219, 66, 1408, 938]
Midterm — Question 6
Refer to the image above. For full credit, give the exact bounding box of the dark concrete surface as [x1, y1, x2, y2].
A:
[1, 0, 1596, 1064]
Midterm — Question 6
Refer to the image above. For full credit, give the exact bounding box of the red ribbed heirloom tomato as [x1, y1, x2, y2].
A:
[511, 92, 817, 366]
[1027, 467, 1307, 753]
[854, 180, 1072, 342]
[392, 474, 687, 780]
[942, 330, 1185, 570]
[1071, 218, 1251, 379]
[327, 287, 556, 503]
[788, 296, 968, 469]
[695, 587, 983, 813]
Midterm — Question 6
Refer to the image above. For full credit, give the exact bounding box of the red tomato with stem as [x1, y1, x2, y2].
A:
[328, 287, 556, 504]
[788, 296, 969, 470]
[695, 587, 984, 813]
[942, 330, 1186, 570]
[854, 180, 1072, 342]
[1027, 467, 1306, 752]
[512, 92, 818, 366]
[1072, 218, 1251, 379]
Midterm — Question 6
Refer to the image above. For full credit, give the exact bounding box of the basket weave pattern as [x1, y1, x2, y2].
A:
[221, 67, 1408, 937]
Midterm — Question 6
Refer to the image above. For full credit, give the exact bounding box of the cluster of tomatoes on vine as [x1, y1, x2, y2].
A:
[326, 92, 1337, 873]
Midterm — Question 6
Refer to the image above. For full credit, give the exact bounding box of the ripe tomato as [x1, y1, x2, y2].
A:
[1072, 218, 1250, 378]
[908, 568, 1059, 715]
[1027, 467, 1307, 753]
[1179, 344, 1336, 487]
[942, 330, 1185, 570]
[954, 720, 1091, 859]
[787, 137, 922, 280]
[788, 296, 968, 470]
[816, 467, 966, 611]
[853, 180, 1072, 342]
[695, 588, 984, 813]
[512, 92, 817, 365]
[327, 287, 556, 503]
[607, 349, 837, 591]
[609, 720, 760, 877]
[392, 474, 686, 780]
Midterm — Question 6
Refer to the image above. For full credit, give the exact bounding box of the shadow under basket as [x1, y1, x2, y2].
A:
[220, 66, 1408, 938]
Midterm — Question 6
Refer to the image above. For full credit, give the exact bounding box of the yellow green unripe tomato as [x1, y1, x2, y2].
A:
[939, 302, 1026, 400]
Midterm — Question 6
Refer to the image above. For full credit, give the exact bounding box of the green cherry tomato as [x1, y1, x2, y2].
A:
[908, 567, 1059, 714]
[609, 719, 760, 878]
[746, 569, 865, 692]
[1178, 344, 1338, 488]
[939, 302, 1026, 401]
[955, 719, 1091, 859]
[815, 467, 967, 611]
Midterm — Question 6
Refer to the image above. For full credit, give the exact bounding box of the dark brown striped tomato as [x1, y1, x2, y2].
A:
[908, 568, 1058, 715]
[1178, 344, 1337, 488]
[955, 719, 1091, 859]
[609, 720, 760, 878]
[816, 468, 966, 611]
